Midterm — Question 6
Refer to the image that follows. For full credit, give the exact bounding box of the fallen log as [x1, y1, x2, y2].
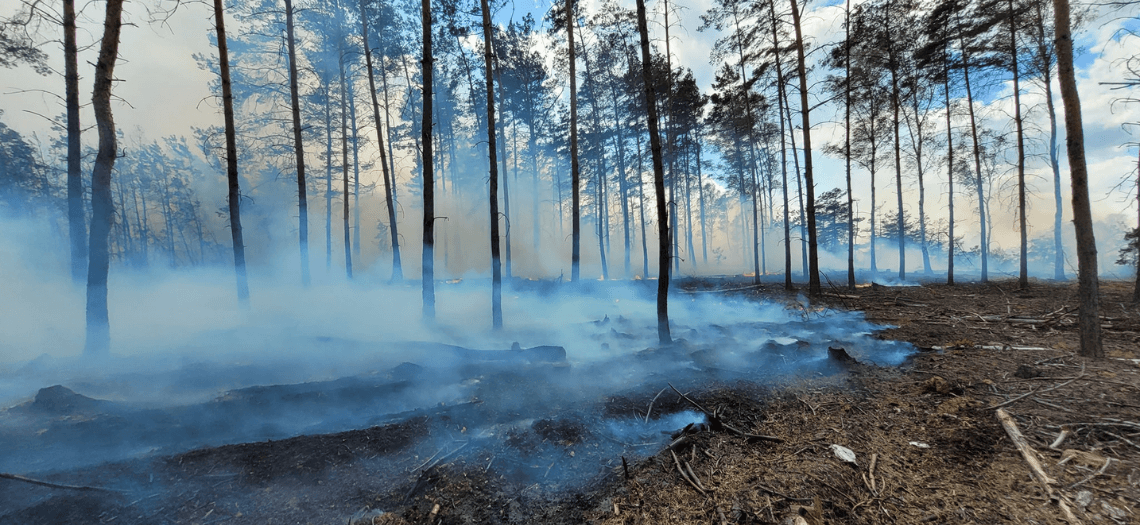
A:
[995, 409, 1081, 524]
[0, 472, 123, 493]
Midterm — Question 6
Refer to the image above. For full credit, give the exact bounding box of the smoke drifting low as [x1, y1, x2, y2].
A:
[0, 212, 913, 479]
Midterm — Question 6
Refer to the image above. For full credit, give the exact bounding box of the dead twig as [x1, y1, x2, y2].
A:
[646, 387, 668, 423]
[989, 364, 1085, 409]
[0, 472, 123, 493]
[1067, 457, 1114, 490]
[670, 450, 706, 496]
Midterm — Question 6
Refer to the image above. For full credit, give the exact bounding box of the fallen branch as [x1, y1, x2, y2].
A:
[645, 387, 667, 423]
[995, 409, 1081, 525]
[0, 472, 122, 493]
[1067, 457, 1113, 490]
[671, 450, 706, 496]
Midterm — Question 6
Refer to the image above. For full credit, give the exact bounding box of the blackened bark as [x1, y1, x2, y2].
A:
[568, 0, 581, 282]
[481, 0, 502, 329]
[340, 55, 352, 279]
[284, 0, 310, 286]
[214, 0, 249, 304]
[421, 0, 436, 320]
[635, 0, 670, 344]
[85, 0, 124, 357]
[65, 0, 86, 285]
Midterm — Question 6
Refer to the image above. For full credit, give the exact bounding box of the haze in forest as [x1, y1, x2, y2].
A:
[0, 0, 1138, 374]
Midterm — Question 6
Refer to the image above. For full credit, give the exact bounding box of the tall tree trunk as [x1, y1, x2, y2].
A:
[421, 0, 436, 320]
[495, 59, 513, 281]
[481, 0, 503, 329]
[284, 0, 310, 286]
[870, 119, 878, 274]
[944, 44, 955, 286]
[1134, 146, 1139, 303]
[348, 71, 361, 259]
[697, 142, 708, 264]
[888, 5, 906, 282]
[1010, 0, 1028, 289]
[340, 55, 353, 279]
[844, 0, 854, 288]
[636, 128, 650, 278]
[568, 0, 581, 282]
[361, 0, 402, 279]
[85, 0, 124, 357]
[636, 0, 671, 345]
[214, 0, 249, 305]
[1034, 0, 1065, 281]
[770, 2, 792, 290]
[958, 11, 988, 282]
[904, 90, 933, 275]
[65, 0, 87, 285]
[325, 81, 334, 271]
[789, 0, 819, 295]
[1051, 0, 1101, 357]
[733, 2, 760, 284]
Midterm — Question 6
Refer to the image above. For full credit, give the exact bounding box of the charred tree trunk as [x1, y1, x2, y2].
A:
[635, 0, 670, 345]
[340, 55, 353, 279]
[568, 0, 581, 282]
[789, 0, 819, 295]
[421, 0, 436, 320]
[481, 0, 503, 329]
[214, 0, 250, 304]
[65, 0, 86, 285]
[1051, 0, 1101, 357]
[284, 0, 310, 286]
[85, 0, 124, 357]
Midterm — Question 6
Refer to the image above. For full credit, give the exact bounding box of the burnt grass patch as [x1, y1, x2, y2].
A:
[2, 278, 1139, 524]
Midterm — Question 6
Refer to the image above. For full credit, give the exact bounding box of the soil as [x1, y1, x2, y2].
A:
[2, 278, 1139, 525]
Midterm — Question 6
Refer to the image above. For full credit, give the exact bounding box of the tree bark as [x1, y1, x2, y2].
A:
[213, 0, 249, 305]
[84, 0, 125, 357]
[481, 0, 503, 329]
[635, 0, 671, 345]
[568, 0, 581, 282]
[284, 0, 310, 286]
[789, 0, 820, 295]
[845, 0, 855, 288]
[958, 11, 988, 282]
[1052, 0, 1102, 357]
[360, 0, 402, 280]
[340, 52, 352, 279]
[1010, 0, 1028, 289]
[421, 0, 436, 320]
[64, 0, 86, 285]
[944, 41, 955, 286]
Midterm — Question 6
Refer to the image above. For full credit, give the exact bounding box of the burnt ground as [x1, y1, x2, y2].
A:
[2, 277, 1139, 524]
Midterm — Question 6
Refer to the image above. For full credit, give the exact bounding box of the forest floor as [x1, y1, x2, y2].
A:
[2, 277, 1139, 525]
